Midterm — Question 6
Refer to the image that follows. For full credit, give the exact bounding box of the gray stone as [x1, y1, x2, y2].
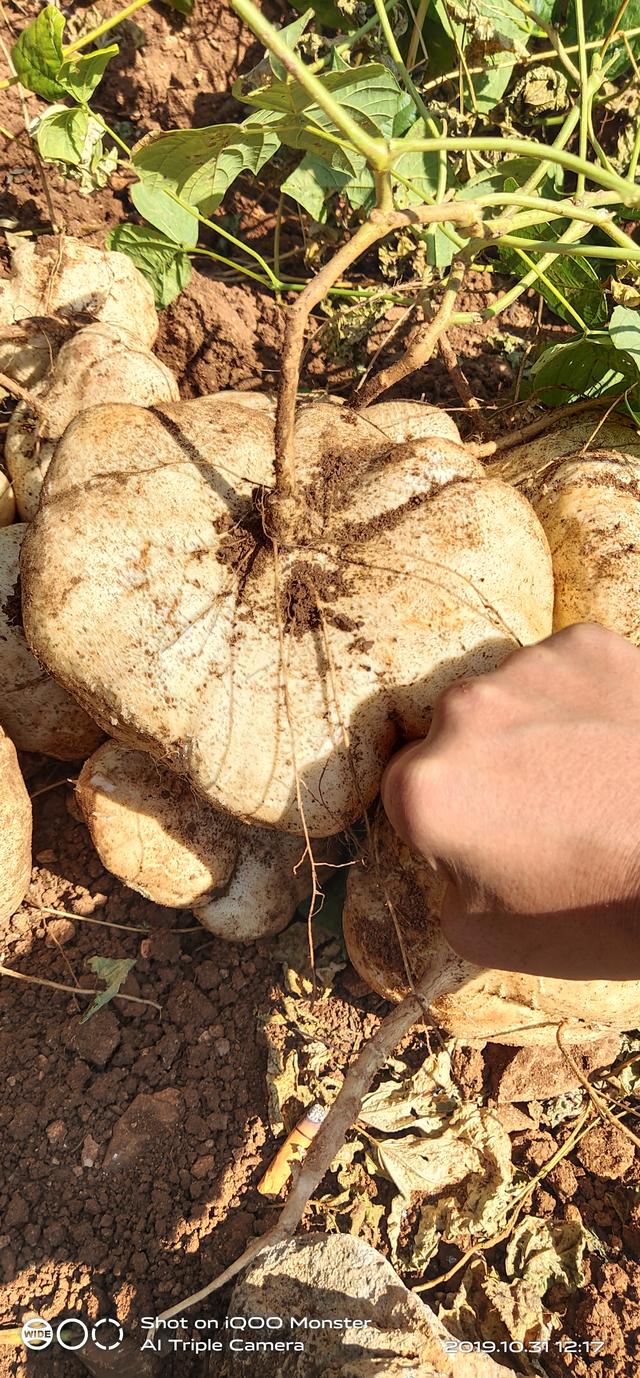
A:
[222, 1233, 513, 1377]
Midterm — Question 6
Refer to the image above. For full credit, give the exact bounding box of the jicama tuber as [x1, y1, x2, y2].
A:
[21, 394, 553, 836]
[0, 726, 31, 929]
[76, 741, 332, 940]
[0, 235, 158, 385]
[5, 322, 179, 520]
[0, 524, 103, 758]
[528, 449, 640, 641]
[343, 812, 640, 1046]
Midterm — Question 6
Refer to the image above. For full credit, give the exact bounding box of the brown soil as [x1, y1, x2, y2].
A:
[1, 3, 638, 1377]
[0, 763, 382, 1378]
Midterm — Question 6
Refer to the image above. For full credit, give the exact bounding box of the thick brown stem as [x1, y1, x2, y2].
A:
[155, 975, 430, 1322]
[352, 255, 468, 409]
[270, 203, 482, 543]
[438, 334, 481, 410]
[471, 396, 619, 461]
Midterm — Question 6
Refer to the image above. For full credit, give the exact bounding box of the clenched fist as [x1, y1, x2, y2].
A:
[382, 624, 640, 980]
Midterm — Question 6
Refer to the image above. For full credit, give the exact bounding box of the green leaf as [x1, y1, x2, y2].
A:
[34, 105, 118, 193]
[107, 224, 192, 307]
[34, 105, 92, 166]
[609, 305, 640, 369]
[555, 0, 640, 76]
[12, 5, 66, 100]
[58, 43, 118, 102]
[281, 153, 349, 221]
[131, 121, 280, 240]
[82, 957, 136, 1022]
[130, 179, 198, 249]
[238, 62, 412, 137]
[499, 233, 608, 328]
[526, 335, 640, 406]
[241, 64, 410, 214]
[432, 0, 535, 113]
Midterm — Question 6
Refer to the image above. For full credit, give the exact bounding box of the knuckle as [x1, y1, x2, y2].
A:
[436, 675, 494, 721]
[553, 621, 608, 652]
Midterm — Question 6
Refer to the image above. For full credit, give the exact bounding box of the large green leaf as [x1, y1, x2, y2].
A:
[244, 64, 410, 213]
[525, 335, 640, 406]
[131, 121, 280, 241]
[238, 62, 413, 138]
[431, 0, 536, 113]
[12, 6, 116, 102]
[159, 0, 195, 13]
[107, 224, 192, 308]
[12, 6, 66, 100]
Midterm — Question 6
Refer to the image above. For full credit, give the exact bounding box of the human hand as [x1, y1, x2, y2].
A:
[381, 624, 640, 980]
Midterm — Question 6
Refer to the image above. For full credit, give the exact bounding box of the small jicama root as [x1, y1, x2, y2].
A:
[0, 473, 15, 527]
[76, 741, 334, 940]
[488, 407, 640, 490]
[0, 523, 103, 759]
[0, 235, 159, 386]
[528, 449, 640, 641]
[5, 322, 179, 521]
[343, 812, 640, 1046]
[0, 726, 31, 929]
[21, 394, 553, 836]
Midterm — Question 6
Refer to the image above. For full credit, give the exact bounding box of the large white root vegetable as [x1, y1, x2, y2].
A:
[21, 394, 553, 835]
[0, 524, 103, 758]
[0, 235, 158, 385]
[343, 812, 640, 1046]
[76, 741, 330, 940]
[0, 726, 31, 928]
[5, 323, 179, 521]
[528, 450, 640, 640]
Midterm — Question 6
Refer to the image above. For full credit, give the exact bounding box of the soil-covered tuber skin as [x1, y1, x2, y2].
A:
[343, 811, 640, 1046]
[21, 394, 553, 836]
[0, 524, 103, 759]
[77, 740, 329, 940]
[0, 726, 31, 928]
[5, 323, 179, 521]
[529, 449, 640, 639]
[491, 408, 640, 491]
[0, 236, 158, 385]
